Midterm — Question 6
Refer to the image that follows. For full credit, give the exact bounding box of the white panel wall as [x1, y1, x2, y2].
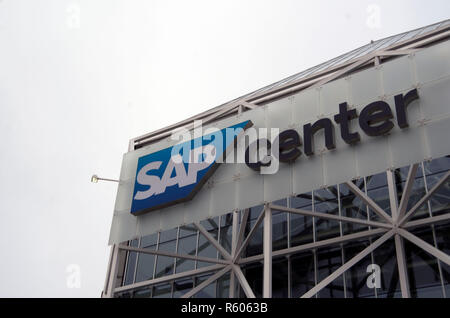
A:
[109, 40, 450, 244]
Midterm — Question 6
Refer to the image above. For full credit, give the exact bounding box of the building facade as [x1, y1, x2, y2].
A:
[103, 20, 450, 298]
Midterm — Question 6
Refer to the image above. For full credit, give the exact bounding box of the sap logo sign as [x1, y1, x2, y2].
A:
[134, 144, 216, 200]
[131, 121, 251, 215]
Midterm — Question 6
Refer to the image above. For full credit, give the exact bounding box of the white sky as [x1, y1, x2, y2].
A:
[0, 0, 448, 297]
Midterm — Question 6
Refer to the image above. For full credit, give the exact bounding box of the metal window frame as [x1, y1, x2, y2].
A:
[108, 161, 450, 298]
[105, 22, 450, 297]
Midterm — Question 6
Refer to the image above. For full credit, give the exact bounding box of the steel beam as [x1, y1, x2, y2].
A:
[400, 171, 450, 226]
[270, 204, 392, 229]
[119, 245, 229, 265]
[263, 205, 272, 298]
[102, 245, 115, 297]
[181, 266, 231, 298]
[232, 265, 256, 298]
[301, 230, 394, 298]
[239, 228, 388, 264]
[195, 222, 232, 260]
[397, 164, 419, 221]
[105, 244, 120, 298]
[387, 169, 399, 221]
[345, 181, 393, 224]
[394, 234, 411, 298]
[114, 264, 225, 294]
[234, 209, 265, 262]
[398, 228, 450, 266]
[404, 212, 450, 229]
[376, 49, 420, 56]
[229, 210, 239, 298]
[236, 209, 250, 253]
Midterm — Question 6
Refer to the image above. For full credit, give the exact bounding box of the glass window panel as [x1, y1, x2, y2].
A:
[237, 284, 246, 298]
[426, 171, 450, 217]
[273, 198, 287, 206]
[133, 287, 152, 298]
[423, 156, 450, 175]
[135, 253, 156, 282]
[173, 278, 194, 298]
[405, 227, 444, 298]
[201, 217, 219, 232]
[176, 234, 197, 273]
[116, 291, 132, 298]
[350, 178, 365, 192]
[395, 166, 412, 183]
[245, 217, 263, 257]
[155, 240, 176, 278]
[249, 204, 264, 221]
[381, 164, 429, 222]
[339, 183, 369, 235]
[220, 213, 233, 254]
[123, 239, 139, 286]
[141, 233, 158, 248]
[317, 246, 345, 298]
[197, 218, 219, 268]
[273, 211, 288, 251]
[367, 185, 391, 219]
[372, 236, 401, 298]
[290, 213, 313, 247]
[291, 251, 315, 298]
[135, 239, 156, 283]
[290, 193, 313, 247]
[179, 224, 197, 238]
[220, 213, 233, 227]
[194, 274, 216, 298]
[217, 272, 230, 298]
[344, 239, 377, 298]
[314, 186, 340, 241]
[291, 192, 312, 208]
[314, 201, 340, 241]
[153, 283, 172, 298]
[400, 177, 429, 221]
[243, 262, 262, 298]
[314, 187, 337, 202]
[397, 164, 424, 181]
[272, 257, 289, 298]
[219, 225, 232, 254]
[197, 235, 218, 268]
[434, 222, 450, 297]
[408, 284, 444, 298]
[159, 228, 177, 243]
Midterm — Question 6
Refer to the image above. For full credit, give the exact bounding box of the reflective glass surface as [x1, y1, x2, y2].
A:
[135, 234, 157, 283]
[197, 217, 219, 268]
[176, 226, 197, 273]
[118, 155, 450, 298]
[194, 274, 216, 298]
[290, 193, 313, 247]
[123, 239, 138, 285]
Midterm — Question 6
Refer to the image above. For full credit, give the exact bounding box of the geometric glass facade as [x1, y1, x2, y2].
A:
[103, 21, 450, 299]
[115, 155, 450, 298]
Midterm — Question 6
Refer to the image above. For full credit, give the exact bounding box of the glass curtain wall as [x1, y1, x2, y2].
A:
[116, 155, 450, 298]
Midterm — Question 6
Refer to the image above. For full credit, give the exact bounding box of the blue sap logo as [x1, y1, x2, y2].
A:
[131, 121, 251, 215]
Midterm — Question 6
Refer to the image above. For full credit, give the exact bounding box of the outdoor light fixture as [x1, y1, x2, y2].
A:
[91, 174, 119, 183]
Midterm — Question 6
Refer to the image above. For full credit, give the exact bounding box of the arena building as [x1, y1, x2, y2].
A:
[102, 20, 450, 298]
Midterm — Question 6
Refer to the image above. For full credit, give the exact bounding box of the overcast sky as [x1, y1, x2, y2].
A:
[0, 0, 448, 297]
